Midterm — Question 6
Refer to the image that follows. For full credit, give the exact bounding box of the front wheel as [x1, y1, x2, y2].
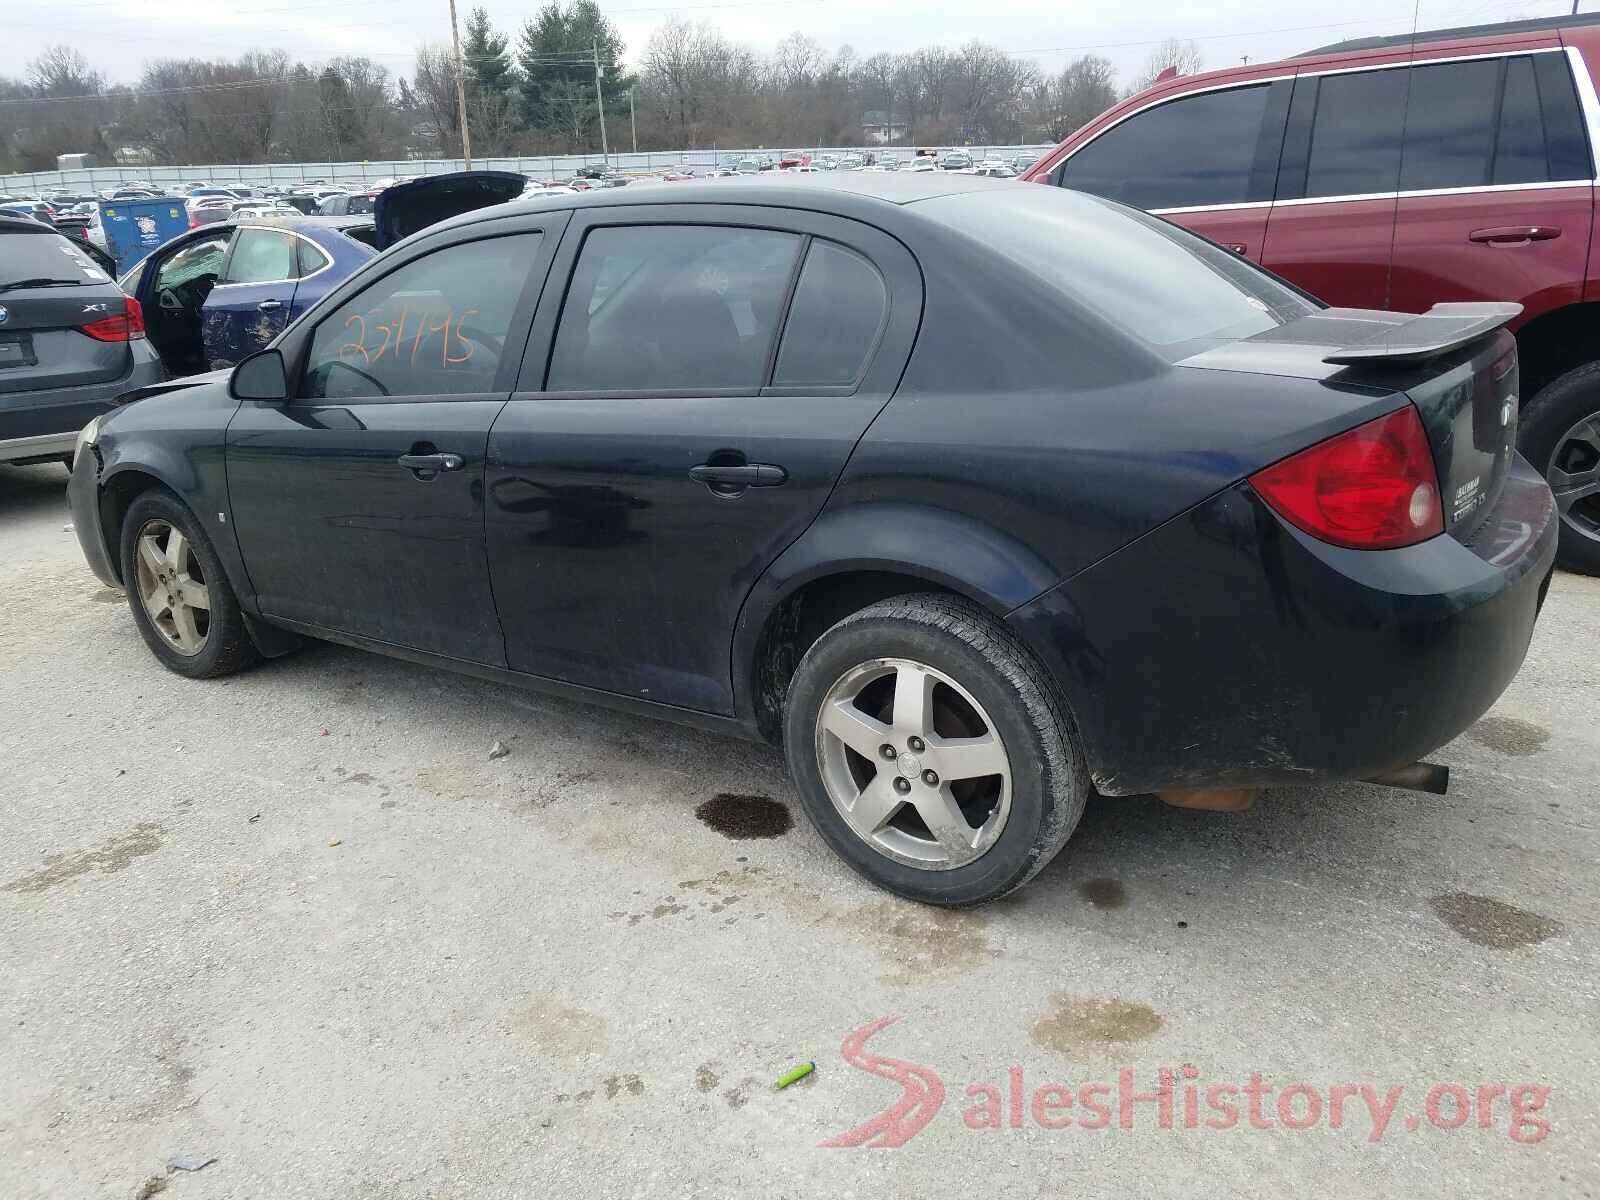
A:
[1520, 362, 1600, 575]
[783, 594, 1089, 906]
[119, 490, 260, 679]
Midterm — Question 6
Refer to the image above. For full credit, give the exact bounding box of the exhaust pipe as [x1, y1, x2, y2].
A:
[1362, 761, 1450, 795]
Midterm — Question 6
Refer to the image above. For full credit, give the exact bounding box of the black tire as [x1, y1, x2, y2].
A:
[119, 489, 261, 679]
[1519, 362, 1600, 575]
[783, 593, 1089, 906]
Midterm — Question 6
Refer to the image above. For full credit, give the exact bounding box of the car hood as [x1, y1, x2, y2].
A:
[111, 368, 230, 406]
[372, 171, 527, 250]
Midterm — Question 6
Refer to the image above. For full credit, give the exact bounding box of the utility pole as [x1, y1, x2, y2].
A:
[448, 0, 473, 169]
[593, 38, 610, 168]
[629, 89, 638, 154]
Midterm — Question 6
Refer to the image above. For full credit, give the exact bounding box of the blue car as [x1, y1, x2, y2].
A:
[117, 172, 525, 375]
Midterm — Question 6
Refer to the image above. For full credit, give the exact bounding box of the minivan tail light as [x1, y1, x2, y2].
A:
[79, 297, 146, 342]
[1248, 406, 1444, 550]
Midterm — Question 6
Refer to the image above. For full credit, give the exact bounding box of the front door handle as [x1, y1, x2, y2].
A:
[688, 462, 789, 491]
[398, 452, 463, 476]
[1469, 225, 1561, 245]
[257, 298, 284, 311]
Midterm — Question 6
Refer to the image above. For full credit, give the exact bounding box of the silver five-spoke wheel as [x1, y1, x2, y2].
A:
[815, 657, 1012, 870]
[134, 519, 211, 657]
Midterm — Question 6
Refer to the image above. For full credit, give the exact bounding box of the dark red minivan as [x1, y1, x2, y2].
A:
[1025, 13, 1600, 573]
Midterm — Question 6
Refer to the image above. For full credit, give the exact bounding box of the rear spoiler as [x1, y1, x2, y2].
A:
[1321, 302, 1522, 366]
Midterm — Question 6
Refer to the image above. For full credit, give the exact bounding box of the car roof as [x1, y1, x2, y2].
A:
[473, 170, 1003, 226]
[1301, 11, 1600, 56]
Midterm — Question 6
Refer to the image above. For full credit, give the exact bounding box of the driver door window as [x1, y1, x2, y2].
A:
[302, 233, 542, 399]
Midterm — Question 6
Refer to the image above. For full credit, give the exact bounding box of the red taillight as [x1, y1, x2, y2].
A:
[79, 297, 146, 342]
[1249, 406, 1444, 550]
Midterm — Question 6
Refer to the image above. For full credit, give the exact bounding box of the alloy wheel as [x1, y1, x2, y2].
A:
[1549, 413, 1600, 545]
[133, 519, 211, 656]
[814, 657, 1012, 870]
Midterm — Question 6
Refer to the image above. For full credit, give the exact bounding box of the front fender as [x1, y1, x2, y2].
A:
[730, 501, 1063, 727]
[90, 383, 251, 607]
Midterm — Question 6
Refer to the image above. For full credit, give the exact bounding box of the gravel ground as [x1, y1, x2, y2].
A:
[2, 460, 1597, 1199]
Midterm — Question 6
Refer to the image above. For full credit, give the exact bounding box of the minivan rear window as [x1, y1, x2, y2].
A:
[917, 189, 1316, 358]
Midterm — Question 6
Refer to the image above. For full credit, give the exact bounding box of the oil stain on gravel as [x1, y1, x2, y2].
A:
[1031, 994, 1162, 1060]
[4, 821, 165, 894]
[1077, 878, 1128, 910]
[839, 899, 994, 985]
[695, 793, 793, 839]
[1467, 716, 1551, 756]
[1430, 893, 1563, 949]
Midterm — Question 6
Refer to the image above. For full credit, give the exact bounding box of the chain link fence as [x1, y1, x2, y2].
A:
[0, 146, 1053, 194]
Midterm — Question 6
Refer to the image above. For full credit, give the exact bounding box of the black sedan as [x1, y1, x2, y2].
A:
[67, 174, 1556, 905]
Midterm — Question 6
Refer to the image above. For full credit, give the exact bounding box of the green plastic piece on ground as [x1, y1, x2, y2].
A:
[773, 1061, 814, 1090]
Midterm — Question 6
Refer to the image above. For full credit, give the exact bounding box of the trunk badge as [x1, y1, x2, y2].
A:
[0, 305, 8, 324]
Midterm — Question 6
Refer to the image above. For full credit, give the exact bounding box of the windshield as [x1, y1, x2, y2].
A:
[915, 187, 1315, 358]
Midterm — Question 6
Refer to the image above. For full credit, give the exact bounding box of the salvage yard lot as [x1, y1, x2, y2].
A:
[2, 461, 1597, 1199]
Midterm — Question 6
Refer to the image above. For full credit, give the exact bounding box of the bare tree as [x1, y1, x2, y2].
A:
[1128, 38, 1203, 95]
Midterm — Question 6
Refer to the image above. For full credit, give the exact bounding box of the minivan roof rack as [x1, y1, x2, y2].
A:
[1300, 12, 1600, 57]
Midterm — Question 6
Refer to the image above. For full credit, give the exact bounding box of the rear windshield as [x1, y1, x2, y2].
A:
[0, 227, 112, 285]
[915, 187, 1316, 359]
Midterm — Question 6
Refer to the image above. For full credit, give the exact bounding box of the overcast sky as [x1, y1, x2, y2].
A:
[1, 0, 1586, 89]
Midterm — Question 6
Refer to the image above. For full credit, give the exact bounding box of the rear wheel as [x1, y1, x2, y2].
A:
[1520, 363, 1600, 575]
[783, 594, 1089, 906]
[119, 490, 260, 679]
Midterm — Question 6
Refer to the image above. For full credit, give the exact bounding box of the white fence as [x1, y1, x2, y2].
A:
[0, 145, 1054, 194]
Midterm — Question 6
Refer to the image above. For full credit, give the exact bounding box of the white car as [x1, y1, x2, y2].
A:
[973, 161, 1018, 178]
[906, 157, 939, 173]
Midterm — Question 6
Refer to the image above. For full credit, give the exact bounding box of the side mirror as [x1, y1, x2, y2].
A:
[230, 348, 289, 402]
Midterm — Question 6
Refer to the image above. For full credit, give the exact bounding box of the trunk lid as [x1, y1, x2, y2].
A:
[372, 170, 527, 250]
[1179, 303, 1523, 544]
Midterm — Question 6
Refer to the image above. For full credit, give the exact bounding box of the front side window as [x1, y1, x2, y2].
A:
[546, 225, 801, 392]
[301, 232, 540, 399]
[223, 228, 298, 285]
[1059, 84, 1273, 210]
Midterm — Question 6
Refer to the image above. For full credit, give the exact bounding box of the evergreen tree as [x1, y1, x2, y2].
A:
[517, 0, 632, 149]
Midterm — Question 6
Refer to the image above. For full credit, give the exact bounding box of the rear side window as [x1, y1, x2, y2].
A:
[1399, 59, 1501, 191]
[546, 225, 801, 392]
[1059, 84, 1274, 209]
[223, 228, 298, 285]
[1497, 54, 1600, 185]
[1495, 56, 1552, 184]
[772, 240, 886, 387]
[301, 232, 540, 399]
[1303, 69, 1408, 198]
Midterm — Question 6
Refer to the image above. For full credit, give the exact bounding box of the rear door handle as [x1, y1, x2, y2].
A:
[1469, 225, 1561, 245]
[398, 452, 463, 475]
[688, 463, 788, 489]
[257, 298, 284, 311]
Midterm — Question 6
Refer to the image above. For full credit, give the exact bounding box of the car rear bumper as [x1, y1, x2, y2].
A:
[1008, 453, 1558, 796]
[0, 341, 163, 463]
